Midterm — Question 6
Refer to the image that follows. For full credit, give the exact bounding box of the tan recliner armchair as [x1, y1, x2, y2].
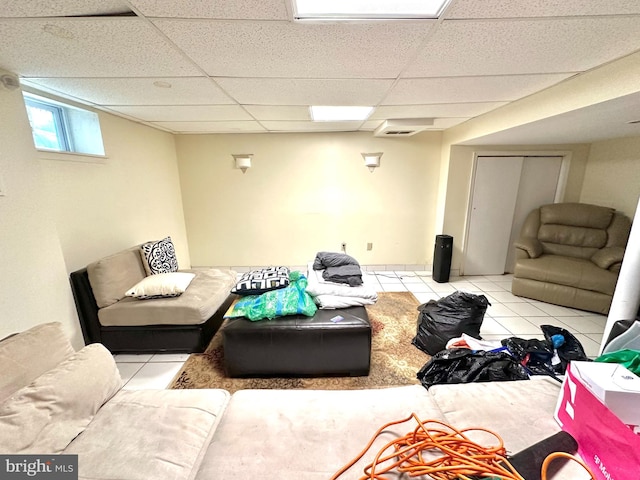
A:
[511, 203, 631, 314]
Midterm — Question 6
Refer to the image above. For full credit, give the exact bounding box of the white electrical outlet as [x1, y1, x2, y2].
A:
[367, 243, 373, 251]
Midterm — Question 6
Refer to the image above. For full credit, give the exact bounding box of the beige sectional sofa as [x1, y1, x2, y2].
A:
[0, 322, 590, 479]
[70, 245, 237, 353]
[512, 202, 631, 314]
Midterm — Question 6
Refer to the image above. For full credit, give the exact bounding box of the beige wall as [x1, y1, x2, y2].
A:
[0, 78, 189, 347]
[441, 144, 591, 271]
[580, 136, 640, 219]
[0, 72, 81, 347]
[176, 131, 442, 267]
[435, 51, 640, 271]
[37, 98, 190, 273]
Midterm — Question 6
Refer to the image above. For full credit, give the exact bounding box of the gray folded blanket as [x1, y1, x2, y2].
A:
[313, 252, 363, 286]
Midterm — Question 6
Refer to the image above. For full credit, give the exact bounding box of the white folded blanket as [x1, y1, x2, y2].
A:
[305, 263, 378, 309]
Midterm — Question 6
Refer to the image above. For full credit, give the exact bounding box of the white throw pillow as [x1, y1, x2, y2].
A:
[125, 272, 196, 299]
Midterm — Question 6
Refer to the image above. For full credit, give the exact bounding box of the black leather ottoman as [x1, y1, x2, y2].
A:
[222, 306, 371, 377]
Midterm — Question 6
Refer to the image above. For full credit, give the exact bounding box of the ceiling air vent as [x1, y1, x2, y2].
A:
[374, 118, 434, 137]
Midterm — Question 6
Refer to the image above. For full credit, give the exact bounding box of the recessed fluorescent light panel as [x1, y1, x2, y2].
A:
[310, 106, 373, 122]
[293, 0, 450, 20]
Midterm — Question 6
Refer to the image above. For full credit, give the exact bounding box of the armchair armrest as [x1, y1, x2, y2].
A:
[514, 237, 543, 259]
[591, 246, 625, 270]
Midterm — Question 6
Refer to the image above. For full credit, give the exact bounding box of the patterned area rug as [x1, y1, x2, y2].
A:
[169, 291, 431, 393]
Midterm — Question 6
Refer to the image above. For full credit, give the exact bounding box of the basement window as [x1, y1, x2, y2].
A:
[23, 92, 105, 156]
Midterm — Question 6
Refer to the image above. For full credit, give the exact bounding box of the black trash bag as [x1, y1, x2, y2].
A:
[412, 291, 490, 355]
[417, 348, 529, 389]
[501, 337, 556, 377]
[540, 324, 590, 374]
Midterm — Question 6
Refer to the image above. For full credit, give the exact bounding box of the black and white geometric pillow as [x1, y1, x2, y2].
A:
[231, 266, 290, 295]
[140, 236, 179, 275]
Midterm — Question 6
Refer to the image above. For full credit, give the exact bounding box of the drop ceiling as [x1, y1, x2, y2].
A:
[1, 0, 640, 141]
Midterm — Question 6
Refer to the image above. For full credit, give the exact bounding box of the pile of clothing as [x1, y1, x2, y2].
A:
[410, 291, 590, 388]
[227, 267, 317, 321]
[305, 252, 378, 309]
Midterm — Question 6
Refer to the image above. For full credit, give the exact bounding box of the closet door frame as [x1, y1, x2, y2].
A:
[461, 150, 572, 276]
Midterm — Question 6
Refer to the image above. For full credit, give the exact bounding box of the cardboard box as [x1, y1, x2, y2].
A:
[573, 361, 640, 426]
[555, 362, 640, 480]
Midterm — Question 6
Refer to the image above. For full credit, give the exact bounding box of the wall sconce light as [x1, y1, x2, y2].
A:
[362, 152, 383, 173]
[232, 154, 252, 174]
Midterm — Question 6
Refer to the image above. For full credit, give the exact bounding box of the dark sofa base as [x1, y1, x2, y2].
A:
[70, 267, 235, 354]
[222, 306, 372, 377]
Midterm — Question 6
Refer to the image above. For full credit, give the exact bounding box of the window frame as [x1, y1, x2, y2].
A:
[22, 91, 106, 159]
[24, 95, 72, 152]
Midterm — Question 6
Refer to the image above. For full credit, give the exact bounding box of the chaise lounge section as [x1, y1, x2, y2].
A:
[70, 244, 237, 353]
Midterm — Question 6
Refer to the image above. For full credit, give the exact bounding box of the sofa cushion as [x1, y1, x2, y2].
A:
[430, 379, 561, 453]
[538, 224, 607, 249]
[0, 343, 122, 454]
[540, 203, 614, 229]
[88, 246, 147, 308]
[0, 322, 74, 403]
[64, 389, 230, 480]
[195, 386, 446, 480]
[430, 379, 592, 478]
[125, 272, 196, 299]
[98, 268, 236, 326]
[514, 254, 619, 295]
[140, 236, 179, 275]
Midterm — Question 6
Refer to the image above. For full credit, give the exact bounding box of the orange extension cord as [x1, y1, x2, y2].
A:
[330, 413, 595, 480]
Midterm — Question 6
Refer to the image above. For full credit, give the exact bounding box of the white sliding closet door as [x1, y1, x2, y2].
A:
[464, 155, 564, 276]
[464, 157, 523, 276]
[505, 157, 562, 272]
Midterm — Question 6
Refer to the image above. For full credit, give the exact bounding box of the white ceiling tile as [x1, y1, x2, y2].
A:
[23, 77, 234, 105]
[369, 102, 507, 120]
[215, 78, 393, 106]
[130, 0, 289, 20]
[0, 18, 200, 77]
[2, 1, 639, 140]
[152, 121, 266, 133]
[154, 20, 435, 78]
[384, 74, 574, 105]
[243, 105, 311, 121]
[444, 0, 640, 19]
[0, 1, 131, 17]
[405, 17, 640, 77]
[107, 105, 252, 122]
[260, 121, 362, 132]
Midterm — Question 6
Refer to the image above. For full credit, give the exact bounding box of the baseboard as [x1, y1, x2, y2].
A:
[201, 264, 448, 274]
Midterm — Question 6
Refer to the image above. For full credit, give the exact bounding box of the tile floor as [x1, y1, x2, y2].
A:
[115, 272, 607, 389]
